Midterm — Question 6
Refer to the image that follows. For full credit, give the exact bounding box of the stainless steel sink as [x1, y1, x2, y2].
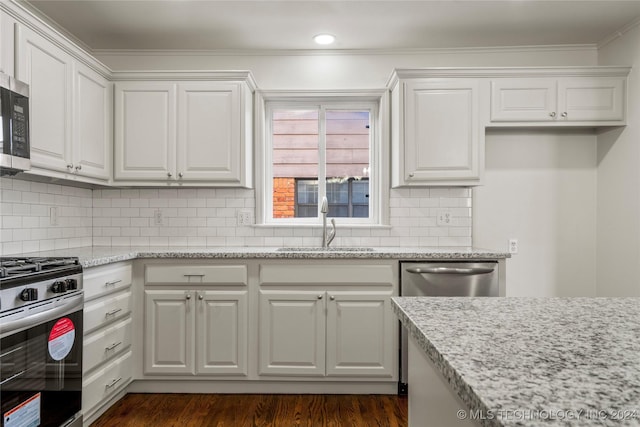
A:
[277, 247, 375, 252]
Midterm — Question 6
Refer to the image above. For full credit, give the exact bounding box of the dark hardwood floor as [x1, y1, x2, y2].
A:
[91, 393, 408, 427]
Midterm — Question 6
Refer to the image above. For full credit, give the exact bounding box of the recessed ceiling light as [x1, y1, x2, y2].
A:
[313, 34, 335, 45]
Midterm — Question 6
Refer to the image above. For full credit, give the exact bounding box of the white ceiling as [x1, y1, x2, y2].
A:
[24, 0, 640, 52]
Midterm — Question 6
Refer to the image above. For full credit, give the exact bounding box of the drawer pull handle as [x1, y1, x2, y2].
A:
[183, 274, 205, 277]
[105, 342, 122, 351]
[105, 377, 122, 389]
[0, 370, 25, 386]
[105, 308, 122, 317]
[105, 279, 122, 286]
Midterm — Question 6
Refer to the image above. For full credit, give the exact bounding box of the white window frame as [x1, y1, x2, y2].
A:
[255, 90, 390, 227]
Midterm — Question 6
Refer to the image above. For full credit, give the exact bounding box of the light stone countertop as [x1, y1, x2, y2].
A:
[392, 296, 640, 427]
[14, 246, 510, 268]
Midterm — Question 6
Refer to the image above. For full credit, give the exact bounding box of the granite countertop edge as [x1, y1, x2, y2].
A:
[16, 246, 510, 268]
[391, 298, 501, 427]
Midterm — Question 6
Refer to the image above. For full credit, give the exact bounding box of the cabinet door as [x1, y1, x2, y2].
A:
[74, 62, 111, 180]
[326, 291, 395, 377]
[16, 24, 72, 171]
[0, 12, 15, 76]
[176, 82, 241, 182]
[404, 79, 480, 182]
[196, 290, 248, 376]
[490, 78, 557, 122]
[258, 290, 325, 376]
[144, 290, 194, 375]
[558, 77, 625, 122]
[114, 82, 176, 180]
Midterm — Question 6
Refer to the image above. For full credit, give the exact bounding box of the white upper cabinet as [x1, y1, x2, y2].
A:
[0, 11, 15, 76]
[16, 23, 111, 183]
[17, 24, 73, 173]
[490, 70, 628, 125]
[177, 82, 242, 182]
[114, 82, 176, 180]
[390, 72, 482, 187]
[74, 62, 111, 180]
[114, 74, 255, 187]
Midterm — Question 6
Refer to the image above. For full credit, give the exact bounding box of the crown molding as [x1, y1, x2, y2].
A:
[92, 44, 597, 58]
[598, 16, 640, 49]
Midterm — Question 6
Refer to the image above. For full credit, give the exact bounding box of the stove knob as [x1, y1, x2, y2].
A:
[51, 280, 68, 293]
[65, 278, 77, 290]
[20, 288, 38, 301]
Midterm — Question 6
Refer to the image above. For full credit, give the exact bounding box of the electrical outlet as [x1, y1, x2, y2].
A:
[509, 239, 518, 254]
[437, 210, 452, 226]
[49, 207, 58, 226]
[237, 209, 252, 226]
[153, 209, 164, 226]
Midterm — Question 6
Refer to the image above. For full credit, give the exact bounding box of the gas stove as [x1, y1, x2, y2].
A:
[0, 256, 83, 314]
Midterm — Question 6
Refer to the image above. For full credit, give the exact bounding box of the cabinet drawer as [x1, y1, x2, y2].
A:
[82, 350, 132, 414]
[259, 264, 395, 286]
[84, 262, 132, 301]
[145, 264, 247, 285]
[83, 316, 132, 374]
[84, 289, 132, 333]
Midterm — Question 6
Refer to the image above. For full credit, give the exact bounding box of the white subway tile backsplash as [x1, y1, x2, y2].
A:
[0, 176, 473, 254]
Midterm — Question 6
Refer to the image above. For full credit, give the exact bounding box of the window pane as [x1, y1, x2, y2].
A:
[352, 205, 369, 218]
[351, 180, 369, 204]
[329, 206, 349, 217]
[326, 180, 348, 204]
[272, 110, 318, 218]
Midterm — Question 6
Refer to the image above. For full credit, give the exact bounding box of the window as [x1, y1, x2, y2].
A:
[295, 178, 369, 218]
[260, 94, 384, 226]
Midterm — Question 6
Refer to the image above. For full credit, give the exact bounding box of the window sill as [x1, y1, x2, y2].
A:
[252, 223, 391, 229]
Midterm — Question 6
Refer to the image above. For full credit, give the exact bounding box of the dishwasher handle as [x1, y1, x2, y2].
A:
[406, 266, 495, 275]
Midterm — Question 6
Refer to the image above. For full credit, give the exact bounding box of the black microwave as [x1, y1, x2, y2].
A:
[0, 72, 30, 176]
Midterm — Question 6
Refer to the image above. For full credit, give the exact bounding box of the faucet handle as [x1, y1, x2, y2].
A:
[327, 218, 337, 246]
[321, 196, 329, 214]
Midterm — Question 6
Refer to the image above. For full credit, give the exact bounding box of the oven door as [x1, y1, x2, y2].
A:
[1, 294, 83, 427]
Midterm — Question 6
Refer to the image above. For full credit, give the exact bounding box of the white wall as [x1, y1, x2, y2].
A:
[473, 129, 598, 297]
[596, 25, 640, 296]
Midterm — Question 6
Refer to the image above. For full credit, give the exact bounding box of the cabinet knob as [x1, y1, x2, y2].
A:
[408, 173, 414, 178]
[198, 294, 204, 300]
[75, 165, 82, 171]
[561, 112, 568, 118]
[549, 112, 557, 118]
[329, 295, 335, 301]
[317, 294, 323, 300]
[186, 294, 192, 300]
[167, 172, 173, 178]
[178, 172, 184, 178]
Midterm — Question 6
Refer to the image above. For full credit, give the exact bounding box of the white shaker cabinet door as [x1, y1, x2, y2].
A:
[176, 82, 241, 181]
[114, 82, 176, 180]
[16, 24, 73, 172]
[558, 77, 625, 122]
[404, 79, 480, 182]
[73, 62, 111, 180]
[490, 78, 557, 121]
[144, 290, 194, 375]
[196, 290, 248, 376]
[325, 291, 396, 378]
[258, 290, 326, 376]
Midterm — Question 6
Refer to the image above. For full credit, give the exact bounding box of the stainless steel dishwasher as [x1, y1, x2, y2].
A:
[399, 261, 499, 392]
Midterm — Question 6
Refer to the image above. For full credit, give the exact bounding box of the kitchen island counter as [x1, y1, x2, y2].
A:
[392, 297, 640, 426]
[14, 246, 509, 267]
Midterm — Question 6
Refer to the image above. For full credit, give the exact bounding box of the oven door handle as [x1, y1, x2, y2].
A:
[0, 293, 83, 337]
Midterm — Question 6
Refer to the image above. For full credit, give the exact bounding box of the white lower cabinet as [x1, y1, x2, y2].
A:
[143, 264, 249, 377]
[82, 262, 133, 424]
[258, 262, 398, 380]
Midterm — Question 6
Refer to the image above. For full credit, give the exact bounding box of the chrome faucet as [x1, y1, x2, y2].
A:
[321, 196, 336, 248]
